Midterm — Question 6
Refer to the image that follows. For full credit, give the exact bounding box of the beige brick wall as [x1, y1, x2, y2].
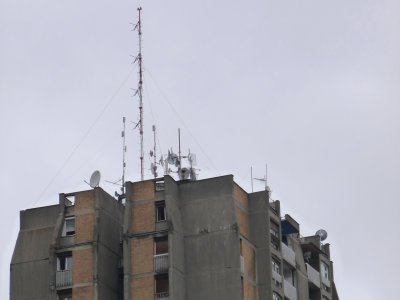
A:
[73, 286, 94, 300]
[132, 181, 155, 201]
[244, 280, 257, 300]
[131, 202, 155, 233]
[75, 190, 95, 243]
[236, 207, 250, 240]
[75, 190, 95, 210]
[75, 213, 95, 242]
[243, 242, 256, 281]
[131, 276, 154, 300]
[73, 247, 94, 284]
[233, 183, 249, 209]
[131, 237, 154, 274]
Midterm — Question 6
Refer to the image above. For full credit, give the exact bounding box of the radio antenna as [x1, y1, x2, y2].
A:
[150, 125, 158, 178]
[121, 117, 127, 194]
[133, 7, 144, 180]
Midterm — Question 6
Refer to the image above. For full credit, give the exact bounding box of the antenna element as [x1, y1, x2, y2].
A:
[134, 7, 145, 180]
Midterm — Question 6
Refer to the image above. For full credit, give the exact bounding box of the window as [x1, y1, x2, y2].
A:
[271, 258, 282, 288]
[156, 201, 167, 222]
[155, 237, 168, 255]
[57, 292, 72, 300]
[272, 292, 282, 300]
[57, 255, 73, 271]
[321, 262, 329, 280]
[62, 217, 75, 236]
[155, 275, 169, 298]
[271, 259, 281, 274]
[270, 221, 280, 250]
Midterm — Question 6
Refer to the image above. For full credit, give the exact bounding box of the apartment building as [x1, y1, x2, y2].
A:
[10, 175, 339, 300]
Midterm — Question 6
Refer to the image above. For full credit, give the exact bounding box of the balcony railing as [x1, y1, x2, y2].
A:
[154, 253, 169, 273]
[281, 243, 296, 267]
[321, 274, 331, 288]
[305, 263, 320, 288]
[155, 292, 169, 300]
[284, 280, 297, 300]
[56, 270, 72, 288]
[272, 269, 282, 284]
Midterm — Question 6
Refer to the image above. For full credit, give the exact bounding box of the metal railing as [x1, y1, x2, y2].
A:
[155, 292, 169, 300]
[272, 269, 282, 284]
[281, 242, 296, 267]
[154, 253, 169, 273]
[284, 280, 297, 300]
[305, 263, 320, 288]
[56, 270, 72, 288]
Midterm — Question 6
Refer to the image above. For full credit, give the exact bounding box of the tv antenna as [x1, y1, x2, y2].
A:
[132, 7, 144, 180]
[163, 129, 198, 181]
[253, 164, 271, 194]
[149, 125, 158, 178]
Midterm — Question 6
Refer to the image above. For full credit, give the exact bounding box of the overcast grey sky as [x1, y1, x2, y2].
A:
[1, 0, 400, 299]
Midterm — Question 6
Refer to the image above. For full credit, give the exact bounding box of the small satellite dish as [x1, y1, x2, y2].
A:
[315, 229, 328, 241]
[178, 168, 190, 180]
[149, 150, 154, 157]
[89, 170, 101, 188]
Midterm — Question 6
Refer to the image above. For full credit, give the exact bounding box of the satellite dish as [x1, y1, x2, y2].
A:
[178, 168, 190, 180]
[315, 229, 328, 241]
[89, 170, 101, 188]
[149, 150, 154, 157]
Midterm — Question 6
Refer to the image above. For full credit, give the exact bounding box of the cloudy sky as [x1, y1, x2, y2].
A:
[1, 0, 400, 299]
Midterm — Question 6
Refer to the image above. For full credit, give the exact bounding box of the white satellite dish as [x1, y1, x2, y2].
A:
[315, 229, 328, 241]
[178, 168, 190, 180]
[89, 170, 101, 188]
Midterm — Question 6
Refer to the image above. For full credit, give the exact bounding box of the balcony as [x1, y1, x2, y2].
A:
[272, 269, 282, 285]
[305, 263, 320, 288]
[281, 243, 296, 268]
[155, 292, 169, 300]
[56, 270, 72, 288]
[321, 274, 331, 288]
[154, 253, 169, 273]
[284, 280, 297, 300]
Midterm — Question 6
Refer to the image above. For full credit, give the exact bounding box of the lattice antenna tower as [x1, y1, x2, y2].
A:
[133, 7, 145, 180]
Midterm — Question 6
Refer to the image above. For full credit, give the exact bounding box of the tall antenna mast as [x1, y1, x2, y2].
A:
[134, 7, 144, 180]
[152, 125, 157, 179]
[121, 117, 127, 194]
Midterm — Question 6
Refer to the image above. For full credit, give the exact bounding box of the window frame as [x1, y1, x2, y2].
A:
[155, 201, 167, 222]
[62, 217, 75, 237]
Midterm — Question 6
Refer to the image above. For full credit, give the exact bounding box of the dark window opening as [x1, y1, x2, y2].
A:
[156, 201, 167, 222]
[155, 237, 168, 255]
[155, 275, 169, 298]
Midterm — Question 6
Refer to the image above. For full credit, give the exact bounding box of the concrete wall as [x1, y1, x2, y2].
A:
[165, 176, 185, 300]
[179, 175, 242, 300]
[248, 191, 270, 300]
[10, 205, 59, 300]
